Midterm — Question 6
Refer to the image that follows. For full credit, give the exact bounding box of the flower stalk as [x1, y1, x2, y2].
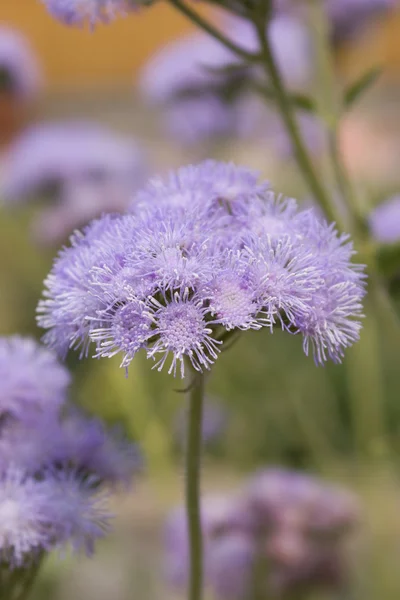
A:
[185, 362, 205, 600]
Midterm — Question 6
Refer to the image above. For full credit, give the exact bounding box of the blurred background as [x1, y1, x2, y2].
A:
[1, 2, 400, 599]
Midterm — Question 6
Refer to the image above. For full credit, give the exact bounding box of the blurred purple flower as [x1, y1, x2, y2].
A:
[0, 336, 70, 420]
[42, 0, 138, 27]
[0, 466, 110, 568]
[0, 335, 141, 569]
[1, 121, 146, 204]
[0, 27, 42, 101]
[325, 0, 396, 42]
[164, 468, 359, 599]
[369, 195, 400, 244]
[137, 14, 312, 146]
[31, 175, 140, 247]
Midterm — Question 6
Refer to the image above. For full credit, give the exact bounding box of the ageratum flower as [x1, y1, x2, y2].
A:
[369, 195, 400, 244]
[42, 0, 140, 27]
[0, 336, 70, 420]
[0, 27, 42, 101]
[164, 469, 359, 599]
[325, 0, 396, 43]
[38, 160, 365, 377]
[0, 467, 110, 568]
[138, 14, 313, 146]
[1, 121, 146, 204]
[0, 335, 140, 570]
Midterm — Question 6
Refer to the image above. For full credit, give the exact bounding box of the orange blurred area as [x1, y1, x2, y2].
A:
[1, 3, 398, 89]
[339, 10, 400, 79]
[0, 1, 211, 89]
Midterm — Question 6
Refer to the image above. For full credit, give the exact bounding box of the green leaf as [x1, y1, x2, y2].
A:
[344, 67, 382, 109]
[290, 93, 317, 113]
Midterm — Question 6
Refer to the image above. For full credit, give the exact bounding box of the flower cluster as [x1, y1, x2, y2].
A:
[0, 27, 42, 101]
[38, 160, 365, 377]
[1, 121, 148, 246]
[369, 195, 400, 245]
[42, 0, 139, 27]
[165, 468, 359, 599]
[138, 14, 314, 148]
[325, 0, 396, 43]
[0, 335, 140, 570]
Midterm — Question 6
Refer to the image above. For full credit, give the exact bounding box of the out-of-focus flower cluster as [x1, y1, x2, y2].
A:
[138, 14, 319, 151]
[0, 26, 42, 102]
[165, 468, 359, 599]
[38, 160, 365, 378]
[369, 195, 400, 244]
[0, 121, 148, 246]
[0, 335, 140, 570]
[41, 0, 145, 28]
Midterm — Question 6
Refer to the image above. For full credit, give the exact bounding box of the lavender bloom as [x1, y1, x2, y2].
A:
[42, 0, 138, 27]
[325, 0, 396, 42]
[164, 469, 359, 599]
[0, 336, 70, 420]
[0, 467, 110, 568]
[369, 195, 400, 244]
[0, 467, 57, 567]
[0, 335, 140, 570]
[0, 411, 140, 488]
[165, 495, 252, 590]
[43, 469, 111, 556]
[1, 121, 146, 204]
[38, 160, 365, 375]
[138, 14, 312, 146]
[31, 174, 143, 247]
[0, 27, 42, 101]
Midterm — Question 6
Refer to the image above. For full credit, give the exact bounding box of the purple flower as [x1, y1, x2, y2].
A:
[0, 467, 55, 567]
[146, 289, 222, 377]
[131, 160, 270, 217]
[43, 468, 111, 556]
[0, 466, 111, 568]
[325, 0, 396, 42]
[138, 14, 312, 146]
[42, 0, 137, 27]
[0, 27, 42, 101]
[31, 175, 142, 247]
[0, 336, 70, 420]
[164, 469, 359, 599]
[369, 195, 400, 244]
[38, 160, 365, 376]
[1, 121, 146, 205]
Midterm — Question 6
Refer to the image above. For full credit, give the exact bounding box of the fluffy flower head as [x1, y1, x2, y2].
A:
[0, 336, 70, 419]
[38, 160, 365, 377]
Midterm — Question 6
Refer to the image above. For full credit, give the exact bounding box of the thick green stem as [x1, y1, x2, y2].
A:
[254, 21, 344, 229]
[185, 363, 205, 600]
[169, 0, 258, 63]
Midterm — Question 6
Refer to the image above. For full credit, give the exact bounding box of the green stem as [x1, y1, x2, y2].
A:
[253, 19, 344, 229]
[308, 0, 366, 236]
[168, 0, 259, 63]
[185, 363, 205, 600]
[167, 0, 342, 228]
[14, 562, 42, 600]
